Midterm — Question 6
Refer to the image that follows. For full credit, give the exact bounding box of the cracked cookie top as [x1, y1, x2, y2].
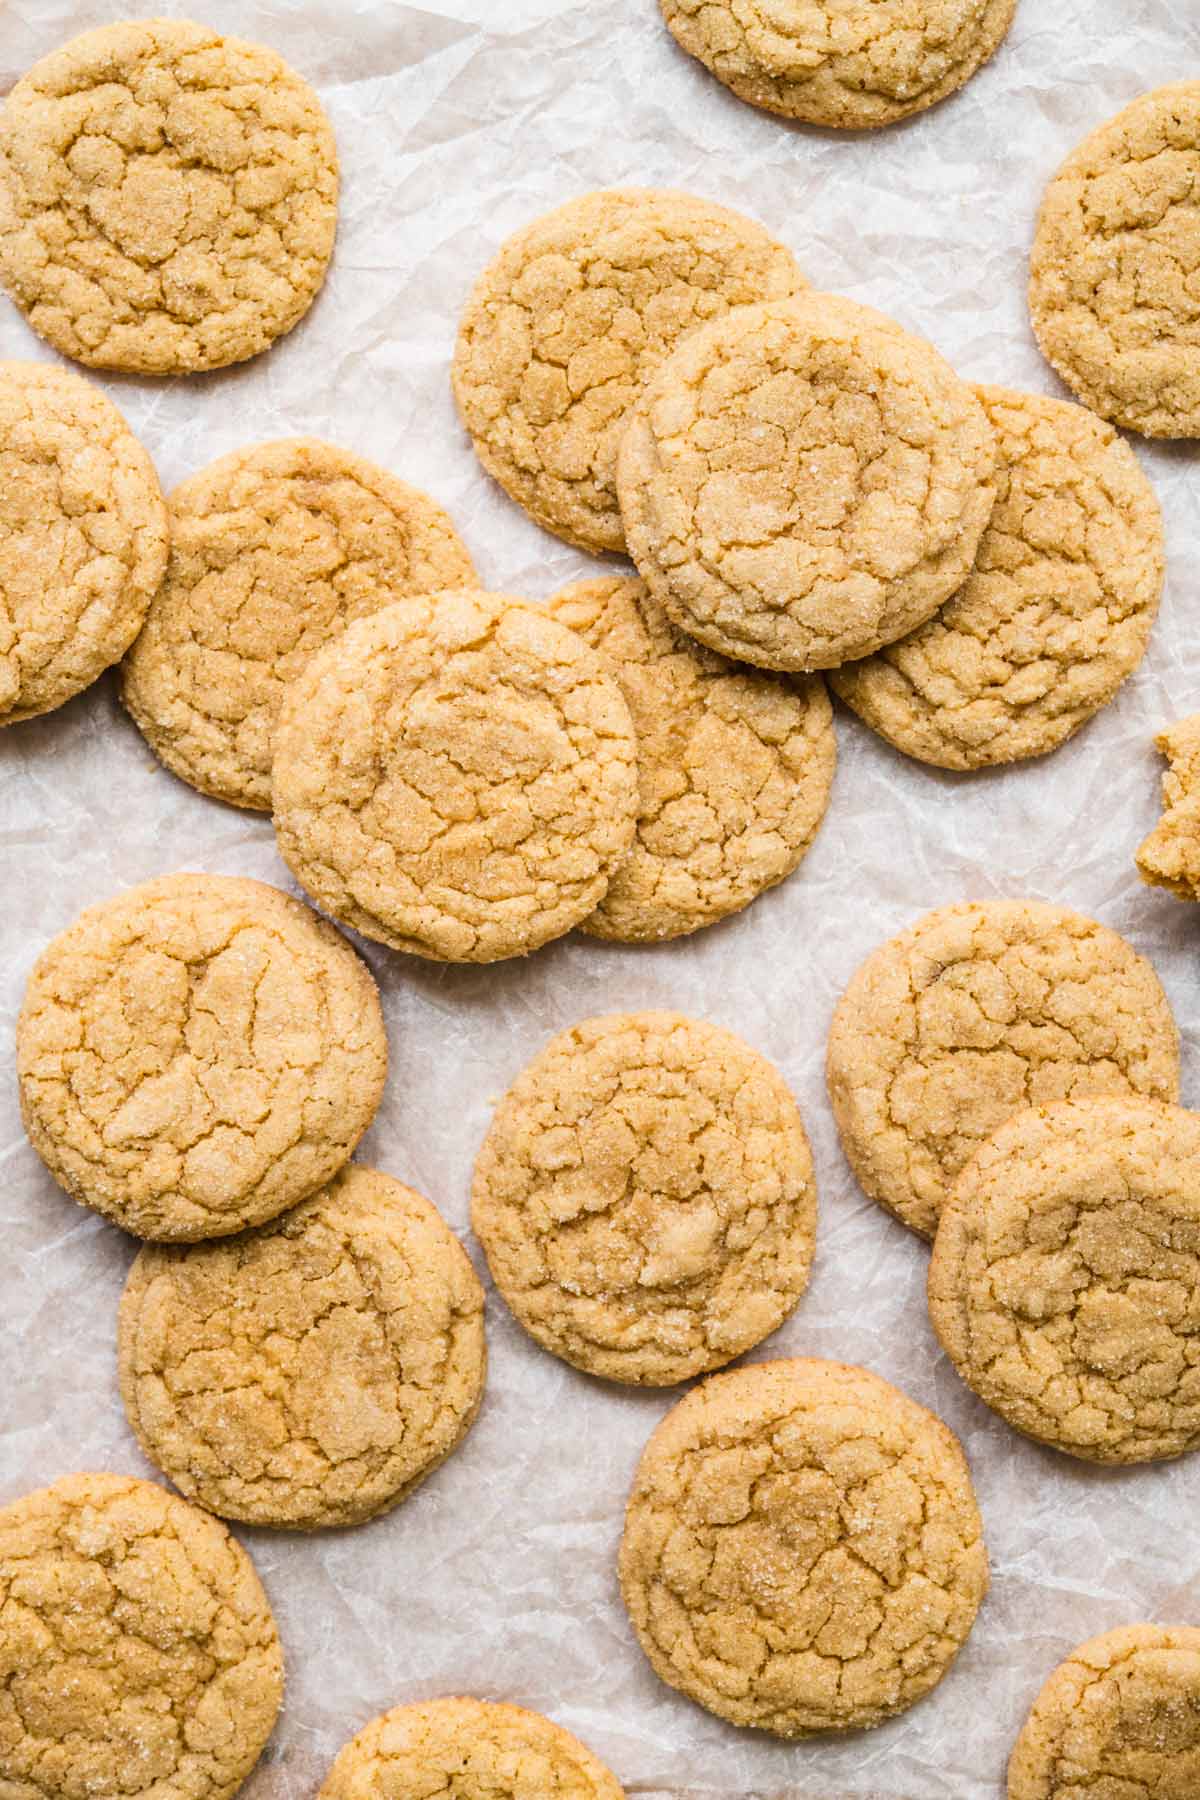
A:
[1137, 713, 1200, 900]
[831, 385, 1164, 769]
[451, 188, 805, 554]
[0, 1471, 283, 1800]
[1008, 1624, 1200, 1800]
[930, 1098, 1200, 1464]
[472, 1012, 816, 1386]
[827, 900, 1180, 1240]
[0, 18, 338, 375]
[318, 1697, 625, 1800]
[546, 576, 835, 941]
[618, 1358, 987, 1736]
[271, 589, 640, 963]
[121, 438, 475, 812]
[118, 1165, 486, 1530]
[0, 361, 167, 727]
[659, 0, 1017, 129]
[1030, 84, 1200, 438]
[617, 293, 998, 672]
[17, 872, 387, 1240]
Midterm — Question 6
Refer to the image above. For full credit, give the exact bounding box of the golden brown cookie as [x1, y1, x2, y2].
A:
[831, 385, 1164, 768]
[1030, 84, 1200, 437]
[272, 589, 639, 963]
[660, 0, 1017, 129]
[451, 188, 805, 553]
[0, 361, 167, 727]
[17, 872, 387, 1240]
[318, 1697, 625, 1800]
[0, 1472, 283, 1800]
[546, 576, 836, 940]
[0, 19, 338, 375]
[1008, 1624, 1200, 1800]
[929, 1098, 1200, 1464]
[619, 1358, 987, 1736]
[617, 292, 998, 672]
[472, 1012, 815, 1386]
[826, 900, 1180, 1240]
[118, 1165, 486, 1530]
[1137, 714, 1200, 900]
[122, 439, 475, 811]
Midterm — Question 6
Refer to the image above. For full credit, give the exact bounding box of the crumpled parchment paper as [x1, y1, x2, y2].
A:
[3, 2, 1200, 1796]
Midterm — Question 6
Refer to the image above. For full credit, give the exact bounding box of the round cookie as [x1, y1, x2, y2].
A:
[826, 900, 1181, 1240]
[617, 292, 998, 672]
[831, 385, 1164, 769]
[271, 589, 639, 963]
[619, 1358, 988, 1736]
[0, 1472, 283, 1800]
[547, 576, 836, 940]
[451, 187, 805, 553]
[118, 1165, 486, 1529]
[0, 19, 338, 375]
[659, 0, 1017, 130]
[318, 1697, 625, 1800]
[930, 1098, 1200, 1464]
[1030, 84, 1200, 437]
[1008, 1625, 1200, 1800]
[17, 872, 387, 1241]
[0, 361, 167, 727]
[472, 1012, 816, 1386]
[1137, 713, 1200, 901]
[122, 439, 476, 811]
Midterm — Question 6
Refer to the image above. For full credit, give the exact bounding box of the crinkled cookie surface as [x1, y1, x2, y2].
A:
[16, 872, 387, 1240]
[831, 385, 1164, 768]
[452, 187, 805, 553]
[619, 1358, 987, 1736]
[0, 18, 338, 374]
[0, 360, 167, 726]
[826, 900, 1180, 1240]
[0, 1472, 283, 1800]
[617, 293, 998, 671]
[1008, 1624, 1200, 1800]
[272, 589, 639, 963]
[318, 1697, 625, 1800]
[930, 1097, 1200, 1463]
[1137, 713, 1200, 899]
[119, 1165, 486, 1530]
[1030, 83, 1200, 437]
[660, 0, 1018, 129]
[122, 438, 475, 811]
[472, 1012, 816, 1385]
[547, 577, 835, 940]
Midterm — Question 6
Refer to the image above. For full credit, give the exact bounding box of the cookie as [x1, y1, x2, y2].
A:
[318, 1698, 624, 1800]
[0, 361, 167, 727]
[17, 872, 387, 1240]
[619, 1358, 987, 1736]
[659, 0, 1017, 130]
[451, 187, 805, 553]
[831, 385, 1164, 769]
[0, 19, 338, 375]
[472, 1012, 816, 1386]
[0, 1472, 283, 1800]
[929, 1097, 1200, 1464]
[1030, 84, 1200, 437]
[272, 589, 639, 963]
[827, 900, 1180, 1240]
[617, 292, 998, 672]
[1008, 1624, 1200, 1800]
[122, 439, 476, 811]
[546, 577, 836, 940]
[118, 1165, 486, 1529]
[1137, 714, 1200, 900]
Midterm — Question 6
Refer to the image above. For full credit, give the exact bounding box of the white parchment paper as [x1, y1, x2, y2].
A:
[3, 2, 1200, 1795]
